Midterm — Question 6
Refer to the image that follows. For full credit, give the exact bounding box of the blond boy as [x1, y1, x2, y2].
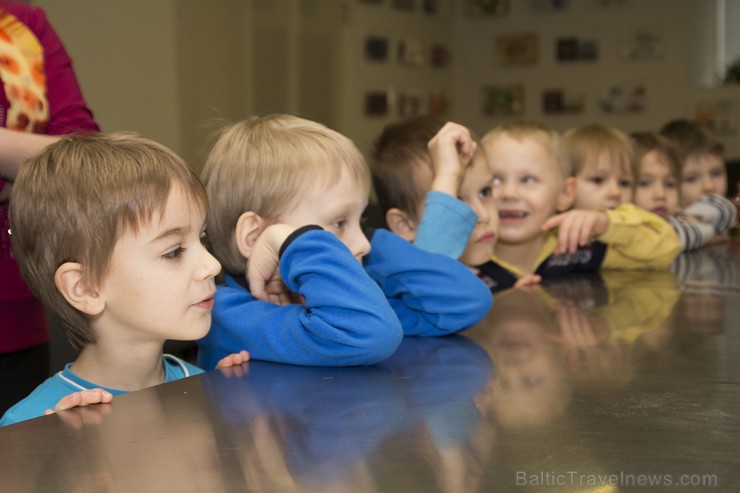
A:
[563, 123, 635, 210]
[1, 133, 248, 426]
[478, 120, 680, 291]
[197, 114, 492, 369]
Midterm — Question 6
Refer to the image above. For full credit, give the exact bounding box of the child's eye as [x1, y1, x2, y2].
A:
[521, 175, 537, 185]
[665, 180, 678, 189]
[588, 176, 605, 185]
[684, 175, 699, 184]
[163, 246, 185, 260]
[479, 186, 493, 199]
[619, 178, 633, 188]
[333, 220, 347, 231]
[710, 169, 726, 178]
[638, 179, 651, 188]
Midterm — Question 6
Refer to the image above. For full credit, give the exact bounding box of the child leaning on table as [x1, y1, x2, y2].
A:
[475, 120, 681, 292]
[562, 122, 635, 210]
[630, 131, 736, 251]
[369, 114, 540, 290]
[196, 114, 493, 369]
[660, 118, 728, 208]
[0, 133, 249, 427]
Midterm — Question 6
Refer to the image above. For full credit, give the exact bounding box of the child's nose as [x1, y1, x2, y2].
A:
[352, 230, 372, 261]
[199, 247, 222, 279]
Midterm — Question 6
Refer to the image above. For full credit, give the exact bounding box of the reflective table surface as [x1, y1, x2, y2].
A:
[2, 242, 740, 492]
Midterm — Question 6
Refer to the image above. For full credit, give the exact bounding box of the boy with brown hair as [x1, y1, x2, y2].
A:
[1, 133, 248, 426]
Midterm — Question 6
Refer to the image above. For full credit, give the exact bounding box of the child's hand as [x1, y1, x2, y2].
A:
[427, 122, 477, 197]
[216, 350, 251, 368]
[542, 209, 609, 255]
[43, 389, 114, 429]
[514, 274, 542, 290]
[248, 224, 298, 304]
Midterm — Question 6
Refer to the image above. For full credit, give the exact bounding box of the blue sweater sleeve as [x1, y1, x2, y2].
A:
[197, 230, 403, 369]
[363, 228, 493, 337]
[413, 191, 478, 259]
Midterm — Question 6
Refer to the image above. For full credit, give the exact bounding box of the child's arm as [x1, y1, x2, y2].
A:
[545, 204, 680, 268]
[541, 209, 610, 256]
[363, 228, 493, 337]
[198, 227, 403, 368]
[413, 122, 479, 259]
[681, 194, 737, 237]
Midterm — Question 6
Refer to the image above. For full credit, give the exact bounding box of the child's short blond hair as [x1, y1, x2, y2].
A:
[562, 123, 635, 177]
[482, 120, 571, 179]
[10, 132, 206, 351]
[202, 114, 371, 275]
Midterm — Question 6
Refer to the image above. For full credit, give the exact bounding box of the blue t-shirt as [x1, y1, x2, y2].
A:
[0, 354, 201, 426]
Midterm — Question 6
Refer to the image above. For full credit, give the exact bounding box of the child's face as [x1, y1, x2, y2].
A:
[487, 135, 572, 246]
[275, 168, 371, 261]
[573, 153, 633, 210]
[681, 153, 727, 207]
[633, 150, 680, 218]
[457, 151, 499, 266]
[96, 184, 221, 342]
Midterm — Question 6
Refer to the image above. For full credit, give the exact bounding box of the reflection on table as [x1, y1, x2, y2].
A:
[1, 243, 740, 492]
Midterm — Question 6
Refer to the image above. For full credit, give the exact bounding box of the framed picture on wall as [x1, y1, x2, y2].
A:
[430, 44, 451, 67]
[429, 91, 449, 115]
[365, 36, 389, 61]
[398, 39, 425, 66]
[542, 88, 584, 114]
[399, 90, 424, 117]
[482, 84, 525, 116]
[621, 29, 663, 60]
[365, 91, 391, 116]
[495, 33, 538, 65]
[599, 82, 646, 113]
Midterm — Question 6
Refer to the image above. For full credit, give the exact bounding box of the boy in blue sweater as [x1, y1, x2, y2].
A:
[1, 133, 248, 426]
[197, 114, 493, 369]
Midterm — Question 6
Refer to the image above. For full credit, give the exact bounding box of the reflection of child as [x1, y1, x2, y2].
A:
[1, 133, 248, 426]
[563, 123, 635, 210]
[660, 118, 728, 207]
[631, 131, 736, 251]
[477, 120, 680, 292]
[198, 115, 493, 369]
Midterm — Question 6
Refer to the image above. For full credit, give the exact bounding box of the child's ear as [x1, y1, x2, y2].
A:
[386, 208, 417, 242]
[557, 177, 577, 212]
[235, 211, 267, 259]
[54, 262, 104, 316]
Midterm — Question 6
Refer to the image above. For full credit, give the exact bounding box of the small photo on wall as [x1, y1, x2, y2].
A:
[483, 84, 525, 116]
[542, 89, 584, 114]
[621, 29, 663, 60]
[599, 83, 646, 113]
[365, 91, 391, 116]
[429, 92, 449, 115]
[398, 39, 425, 66]
[430, 44, 451, 67]
[398, 90, 424, 117]
[365, 36, 389, 61]
[556, 37, 598, 62]
[495, 33, 538, 65]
